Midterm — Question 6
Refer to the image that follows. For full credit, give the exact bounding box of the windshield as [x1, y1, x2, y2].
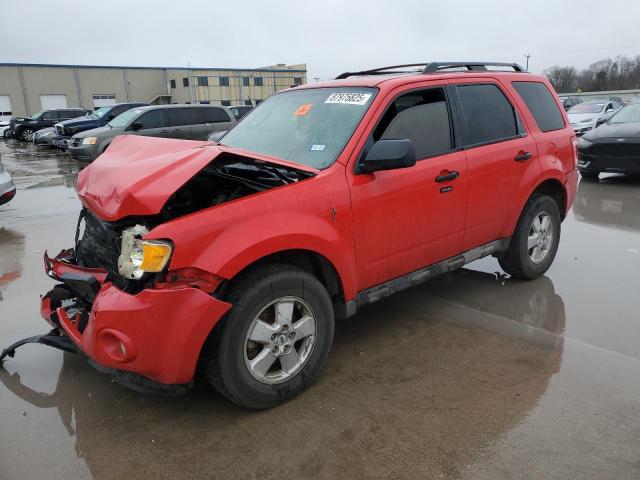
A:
[568, 103, 604, 114]
[608, 103, 640, 124]
[108, 108, 145, 127]
[91, 106, 112, 119]
[29, 111, 44, 119]
[221, 87, 377, 169]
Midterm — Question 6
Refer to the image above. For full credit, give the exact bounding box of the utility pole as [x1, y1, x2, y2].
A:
[524, 54, 532, 72]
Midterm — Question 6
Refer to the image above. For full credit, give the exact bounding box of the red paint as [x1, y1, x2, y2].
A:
[41, 70, 577, 386]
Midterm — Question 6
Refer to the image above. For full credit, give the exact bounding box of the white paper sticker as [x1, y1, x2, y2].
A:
[325, 92, 372, 105]
[310, 144, 326, 151]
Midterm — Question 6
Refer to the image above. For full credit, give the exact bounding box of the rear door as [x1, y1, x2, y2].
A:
[166, 107, 194, 139]
[198, 106, 235, 140]
[451, 80, 539, 251]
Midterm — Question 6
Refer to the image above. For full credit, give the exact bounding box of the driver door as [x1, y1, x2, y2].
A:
[348, 84, 468, 291]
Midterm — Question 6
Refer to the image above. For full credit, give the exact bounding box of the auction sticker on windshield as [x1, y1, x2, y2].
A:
[325, 92, 372, 105]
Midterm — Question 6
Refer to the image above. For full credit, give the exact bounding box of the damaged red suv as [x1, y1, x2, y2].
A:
[1, 63, 578, 408]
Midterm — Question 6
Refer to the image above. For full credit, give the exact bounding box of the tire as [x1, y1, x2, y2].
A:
[19, 127, 34, 141]
[498, 194, 561, 280]
[200, 264, 335, 409]
[580, 170, 599, 181]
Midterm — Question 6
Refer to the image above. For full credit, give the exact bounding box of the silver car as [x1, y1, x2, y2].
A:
[68, 104, 236, 161]
[568, 100, 623, 135]
[0, 162, 16, 205]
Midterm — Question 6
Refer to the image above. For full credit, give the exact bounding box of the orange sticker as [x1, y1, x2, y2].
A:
[294, 103, 313, 116]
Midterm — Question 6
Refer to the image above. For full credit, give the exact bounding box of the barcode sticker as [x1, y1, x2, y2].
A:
[325, 92, 372, 105]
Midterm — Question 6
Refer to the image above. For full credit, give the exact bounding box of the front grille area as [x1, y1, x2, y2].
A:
[71, 138, 82, 147]
[589, 143, 640, 158]
[75, 209, 123, 285]
[56, 125, 65, 135]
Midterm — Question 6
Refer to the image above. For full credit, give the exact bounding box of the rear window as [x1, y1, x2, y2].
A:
[512, 82, 565, 132]
[457, 84, 519, 146]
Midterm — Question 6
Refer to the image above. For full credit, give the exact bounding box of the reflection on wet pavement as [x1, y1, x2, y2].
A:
[1, 141, 640, 479]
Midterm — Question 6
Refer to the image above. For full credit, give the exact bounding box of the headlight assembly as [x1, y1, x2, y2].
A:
[82, 137, 97, 145]
[118, 225, 172, 279]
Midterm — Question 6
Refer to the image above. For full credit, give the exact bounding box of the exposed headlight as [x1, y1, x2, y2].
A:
[82, 137, 97, 145]
[580, 117, 594, 123]
[578, 137, 593, 148]
[118, 225, 172, 279]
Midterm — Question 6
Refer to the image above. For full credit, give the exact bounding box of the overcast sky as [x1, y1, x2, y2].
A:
[2, 0, 639, 80]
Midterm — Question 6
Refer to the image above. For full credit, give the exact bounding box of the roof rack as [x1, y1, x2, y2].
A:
[335, 62, 526, 79]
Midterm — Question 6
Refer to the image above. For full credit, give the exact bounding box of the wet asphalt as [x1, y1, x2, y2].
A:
[1, 140, 639, 480]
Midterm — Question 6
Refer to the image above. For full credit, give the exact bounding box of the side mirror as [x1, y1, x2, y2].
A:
[131, 121, 143, 131]
[356, 139, 416, 174]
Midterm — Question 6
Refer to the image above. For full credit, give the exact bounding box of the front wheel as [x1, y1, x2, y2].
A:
[499, 194, 561, 280]
[19, 127, 34, 141]
[200, 264, 335, 409]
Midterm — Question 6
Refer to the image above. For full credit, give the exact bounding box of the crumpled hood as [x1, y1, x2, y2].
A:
[76, 135, 317, 221]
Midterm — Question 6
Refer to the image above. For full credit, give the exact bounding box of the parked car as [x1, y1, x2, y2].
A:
[0, 121, 10, 139]
[9, 108, 87, 141]
[567, 101, 623, 135]
[53, 102, 147, 149]
[2, 62, 578, 409]
[558, 95, 582, 111]
[228, 105, 253, 120]
[68, 104, 236, 161]
[0, 162, 16, 206]
[577, 102, 640, 179]
[33, 127, 57, 147]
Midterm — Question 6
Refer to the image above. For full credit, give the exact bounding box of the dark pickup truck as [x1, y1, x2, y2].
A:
[9, 108, 88, 141]
[53, 102, 147, 149]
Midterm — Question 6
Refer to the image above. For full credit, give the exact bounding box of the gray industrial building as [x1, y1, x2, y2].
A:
[0, 62, 307, 120]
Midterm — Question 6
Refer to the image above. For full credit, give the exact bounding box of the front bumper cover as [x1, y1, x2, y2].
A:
[2, 249, 232, 391]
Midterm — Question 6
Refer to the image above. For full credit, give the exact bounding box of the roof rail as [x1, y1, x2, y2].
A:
[335, 62, 525, 79]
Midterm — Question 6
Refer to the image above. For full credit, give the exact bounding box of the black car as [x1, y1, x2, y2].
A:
[558, 96, 583, 111]
[577, 102, 640, 180]
[53, 102, 147, 149]
[9, 108, 87, 141]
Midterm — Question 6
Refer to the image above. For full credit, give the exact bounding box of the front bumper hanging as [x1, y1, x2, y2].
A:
[0, 328, 79, 365]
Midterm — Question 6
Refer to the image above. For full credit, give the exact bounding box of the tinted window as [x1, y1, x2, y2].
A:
[219, 76, 229, 86]
[457, 84, 518, 145]
[137, 110, 166, 129]
[167, 107, 198, 126]
[512, 82, 565, 132]
[374, 88, 452, 158]
[197, 76, 209, 87]
[199, 107, 231, 123]
[183, 77, 189, 87]
[254, 77, 263, 86]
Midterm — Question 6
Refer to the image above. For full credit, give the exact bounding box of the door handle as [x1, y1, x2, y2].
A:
[435, 171, 459, 183]
[515, 151, 533, 162]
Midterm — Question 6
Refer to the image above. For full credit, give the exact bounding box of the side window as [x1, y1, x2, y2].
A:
[373, 88, 453, 159]
[167, 108, 198, 126]
[219, 76, 230, 87]
[136, 110, 166, 129]
[41, 111, 57, 120]
[457, 84, 519, 145]
[183, 77, 189, 87]
[199, 107, 232, 123]
[512, 81, 565, 132]
[110, 105, 128, 117]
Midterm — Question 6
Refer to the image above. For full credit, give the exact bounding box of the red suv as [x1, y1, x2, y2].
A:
[2, 62, 578, 408]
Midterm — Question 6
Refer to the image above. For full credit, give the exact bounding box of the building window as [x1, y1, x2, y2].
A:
[242, 77, 250, 87]
[293, 77, 303, 86]
[244, 100, 252, 106]
[170, 79, 176, 89]
[219, 76, 230, 87]
[199, 100, 210, 104]
[183, 77, 189, 87]
[254, 77, 263, 86]
[221, 100, 231, 106]
[197, 76, 209, 87]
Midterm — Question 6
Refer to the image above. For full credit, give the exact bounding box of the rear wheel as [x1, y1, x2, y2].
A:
[499, 194, 561, 280]
[200, 264, 335, 409]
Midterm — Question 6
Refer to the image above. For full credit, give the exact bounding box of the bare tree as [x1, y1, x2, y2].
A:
[545, 55, 640, 92]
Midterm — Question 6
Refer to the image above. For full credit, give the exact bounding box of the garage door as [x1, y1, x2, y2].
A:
[92, 94, 116, 108]
[0, 95, 12, 121]
[40, 94, 68, 110]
